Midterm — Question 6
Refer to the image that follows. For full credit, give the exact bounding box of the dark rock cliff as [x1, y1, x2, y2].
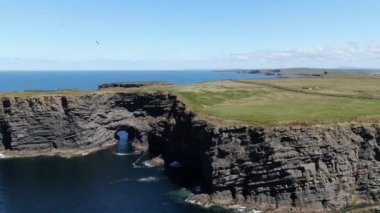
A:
[0, 92, 379, 211]
[165, 120, 380, 211]
[0, 92, 189, 152]
[198, 124, 380, 211]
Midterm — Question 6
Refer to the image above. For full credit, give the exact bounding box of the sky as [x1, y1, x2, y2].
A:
[1, 0, 380, 70]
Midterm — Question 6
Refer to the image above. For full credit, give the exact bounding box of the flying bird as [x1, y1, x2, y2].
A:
[95, 40, 100, 45]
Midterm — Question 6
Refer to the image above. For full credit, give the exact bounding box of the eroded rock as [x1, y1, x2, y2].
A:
[0, 92, 379, 211]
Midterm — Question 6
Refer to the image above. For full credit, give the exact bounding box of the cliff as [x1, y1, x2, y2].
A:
[0, 92, 189, 153]
[0, 92, 379, 212]
[190, 123, 380, 211]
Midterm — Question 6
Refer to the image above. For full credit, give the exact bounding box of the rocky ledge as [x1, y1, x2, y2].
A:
[0, 92, 379, 212]
[98, 81, 172, 89]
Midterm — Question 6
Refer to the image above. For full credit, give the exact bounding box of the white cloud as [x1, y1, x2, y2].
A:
[226, 42, 380, 68]
[1, 42, 380, 70]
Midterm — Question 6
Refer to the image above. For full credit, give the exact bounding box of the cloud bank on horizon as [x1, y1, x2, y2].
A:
[2, 42, 380, 70]
[1, 0, 380, 70]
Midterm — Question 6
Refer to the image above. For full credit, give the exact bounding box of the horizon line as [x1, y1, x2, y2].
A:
[1, 67, 380, 72]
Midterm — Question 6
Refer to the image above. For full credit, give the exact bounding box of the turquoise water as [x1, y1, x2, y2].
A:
[0, 70, 271, 92]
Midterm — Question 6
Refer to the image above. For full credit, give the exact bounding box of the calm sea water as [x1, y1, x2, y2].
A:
[0, 70, 271, 91]
[0, 149, 228, 213]
[0, 71, 270, 212]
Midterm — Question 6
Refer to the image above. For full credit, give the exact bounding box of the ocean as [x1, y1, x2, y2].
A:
[0, 149, 229, 213]
[0, 70, 271, 91]
[0, 70, 270, 212]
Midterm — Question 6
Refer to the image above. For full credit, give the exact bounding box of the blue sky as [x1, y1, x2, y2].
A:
[1, 0, 380, 70]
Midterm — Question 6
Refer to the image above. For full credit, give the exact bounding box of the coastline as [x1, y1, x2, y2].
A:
[0, 140, 117, 159]
[0, 75, 379, 212]
[185, 193, 380, 213]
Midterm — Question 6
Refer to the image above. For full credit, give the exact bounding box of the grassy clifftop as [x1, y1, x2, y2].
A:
[0, 89, 94, 97]
[135, 72, 380, 125]
[1, 73, 379, 125]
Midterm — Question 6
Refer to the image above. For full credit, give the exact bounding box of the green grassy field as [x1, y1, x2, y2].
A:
[280, 68, 380, 75]
[136, 72, 380, 125]
[0, 89, 94, 97]
[239, 72, 380, 99]
[1, 73, 379, 125]
[162, 74, 380, 125]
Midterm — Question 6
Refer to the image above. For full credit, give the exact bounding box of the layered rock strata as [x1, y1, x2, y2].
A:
[0, 92, 188, 152]
[0, 92, 379, 211]
[195, 123, 380, 211]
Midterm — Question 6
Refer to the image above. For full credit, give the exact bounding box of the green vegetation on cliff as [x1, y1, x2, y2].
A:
[1, 73, 379, 125]
[141, 72, 380, 125]
[0, 89, 93, 97]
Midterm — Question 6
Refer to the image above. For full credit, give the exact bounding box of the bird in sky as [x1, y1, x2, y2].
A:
[95, 40, 100, 45]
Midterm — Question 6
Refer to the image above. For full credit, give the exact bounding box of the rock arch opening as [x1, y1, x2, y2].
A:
[114, 126, 134, 155]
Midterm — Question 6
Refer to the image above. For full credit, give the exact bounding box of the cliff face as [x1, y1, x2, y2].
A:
[1, 92, 379, 211]
[190, 123, 380, 211]
[0, 92, 189, 152]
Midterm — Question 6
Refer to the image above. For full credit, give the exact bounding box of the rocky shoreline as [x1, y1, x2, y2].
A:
[0, 140, 116, 158]
[1, 92, 379, 212]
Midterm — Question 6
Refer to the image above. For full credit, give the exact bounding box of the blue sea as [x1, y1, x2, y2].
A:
[0, 149, 231, 213]
[0, 71, 270, 213]
[0, 70, 271, 91]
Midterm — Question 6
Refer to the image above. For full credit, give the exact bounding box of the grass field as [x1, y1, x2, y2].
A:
[280, 68, 380, 75]
[162, 74, 380, 125]
[142, 72, 380, 125]
[1, 72, 379, 125]
[239, 72, 380, 99]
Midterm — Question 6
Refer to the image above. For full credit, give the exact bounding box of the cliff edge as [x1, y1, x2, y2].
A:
[0, 91, 379, 212]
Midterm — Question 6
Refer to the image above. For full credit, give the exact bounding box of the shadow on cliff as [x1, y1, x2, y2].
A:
[0, 121, 12, 150]
[159, 118, 212, 194]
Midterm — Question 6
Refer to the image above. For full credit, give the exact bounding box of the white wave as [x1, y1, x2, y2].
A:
[143, 161, 154, 168]
[0, 153, 9, 159]
[228, 204, 262, 213]
[228, 205, 246, 212]
[137, 176, 158, 182]
[113, 151, 140, 156]
[248, 210, 262, 213]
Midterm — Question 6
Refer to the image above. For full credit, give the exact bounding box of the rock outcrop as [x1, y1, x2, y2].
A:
[0, 92, 189, 152]
[1, 92, 379, 211]
[162, 119, 380, 211]
[98, 81, 172, 90]
[195, 124, 380, 211]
